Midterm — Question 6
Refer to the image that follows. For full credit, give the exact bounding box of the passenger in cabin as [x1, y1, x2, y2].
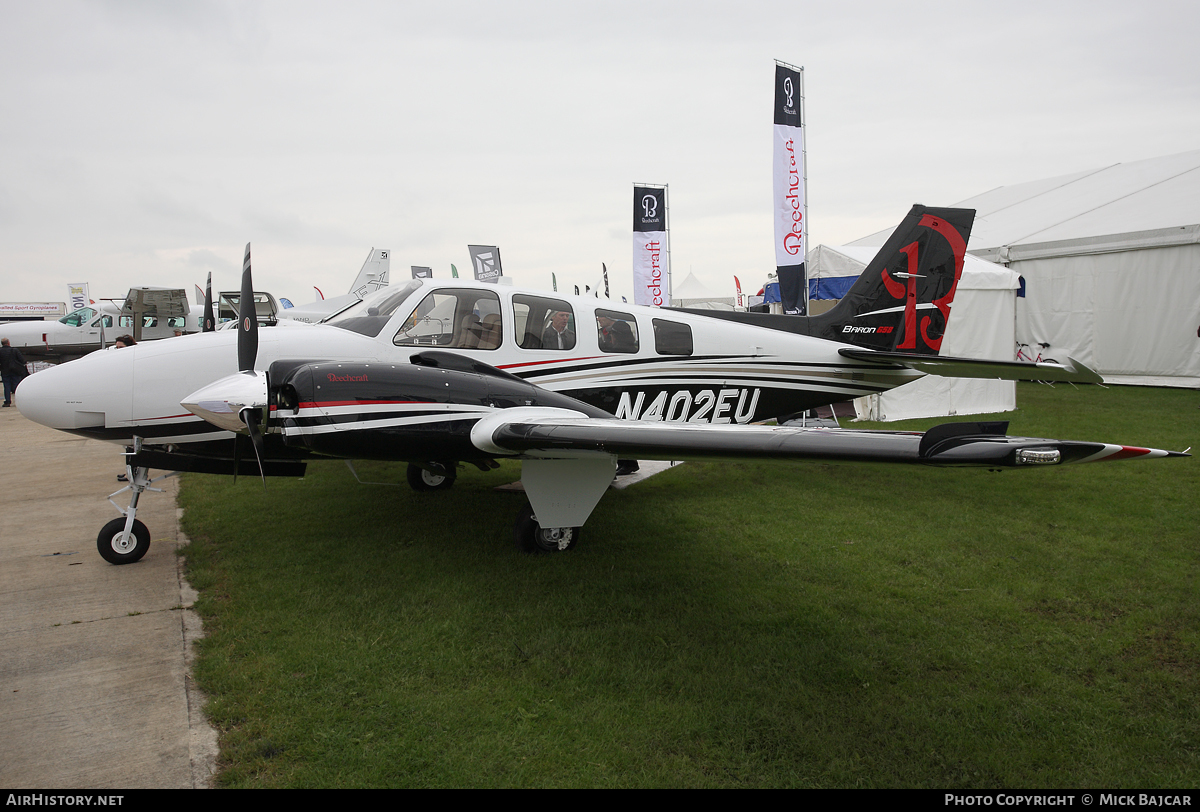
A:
[541, 311, 575, 350]
[596, 315, 635, 353]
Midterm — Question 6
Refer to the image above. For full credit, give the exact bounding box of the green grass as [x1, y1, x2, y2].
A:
[178, 382, 1199, 788]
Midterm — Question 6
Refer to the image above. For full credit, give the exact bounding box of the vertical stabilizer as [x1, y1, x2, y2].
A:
[348, 248, 390, 298]
[807, 205, 973, 355]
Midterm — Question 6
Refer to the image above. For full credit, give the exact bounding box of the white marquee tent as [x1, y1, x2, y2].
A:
[670, 271, 735, 309]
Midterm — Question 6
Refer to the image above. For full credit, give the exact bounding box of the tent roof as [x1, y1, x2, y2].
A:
[850, 149, 1200, 250]
[671, 271, 729, 302]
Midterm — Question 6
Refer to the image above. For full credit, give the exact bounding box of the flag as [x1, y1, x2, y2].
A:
[632, 185, 669, 306]
[468, 245, 502, 283]
[773, 63, 807, 315]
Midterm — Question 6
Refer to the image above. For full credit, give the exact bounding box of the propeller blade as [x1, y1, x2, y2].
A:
[242, 407, 267, 486]
[203, 271, 216, 332]
[237, 242, 258, 372]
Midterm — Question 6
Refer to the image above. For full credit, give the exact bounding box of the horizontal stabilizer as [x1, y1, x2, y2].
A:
[838, 348, 1105, 384]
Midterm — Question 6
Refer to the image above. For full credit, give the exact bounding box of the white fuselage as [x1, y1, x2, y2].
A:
[0, 302, 200, 362]
[17, 279, 922, 447]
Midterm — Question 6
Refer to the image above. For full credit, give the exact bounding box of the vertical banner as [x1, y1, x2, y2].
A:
[468, 245, 502, 283]
[67, 283, 89, 312]
[411, 266, 432, 279]
[633, 185, 669, 306]
[773, 63, 806, 315]
[734, 276, 744, 309]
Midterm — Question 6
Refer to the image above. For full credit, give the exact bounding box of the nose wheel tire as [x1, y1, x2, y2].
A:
[97, 518, 151, 565]
[406, 463, 456, 492]
[514, 502, 579, 554]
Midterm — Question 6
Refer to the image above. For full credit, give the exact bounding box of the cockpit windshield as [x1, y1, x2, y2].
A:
[324, 280, 425, 337]
[59, 307, 97, 327]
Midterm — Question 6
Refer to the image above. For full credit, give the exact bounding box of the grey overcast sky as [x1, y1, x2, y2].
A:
[2, 0, 1199, 307]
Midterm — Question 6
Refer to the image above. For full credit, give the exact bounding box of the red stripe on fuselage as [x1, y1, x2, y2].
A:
[295, 399, 432, 410]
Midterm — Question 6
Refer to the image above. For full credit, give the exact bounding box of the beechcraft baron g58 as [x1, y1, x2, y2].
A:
[16, 206, 1187, 563]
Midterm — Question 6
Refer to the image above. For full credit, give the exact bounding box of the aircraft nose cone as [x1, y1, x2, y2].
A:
[16, 349, 134, 431]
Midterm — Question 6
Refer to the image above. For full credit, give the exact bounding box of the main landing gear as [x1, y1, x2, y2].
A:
[513, 502, 579, 554]
[98, 455, 177, 565]
[406, 462, 456, 492]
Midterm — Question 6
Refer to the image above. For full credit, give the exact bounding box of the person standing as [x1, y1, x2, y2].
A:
[0, 338, 29, 407]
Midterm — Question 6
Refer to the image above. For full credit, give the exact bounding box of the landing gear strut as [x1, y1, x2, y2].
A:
[99, 451, 176, 565]
[513, 502, 579, 554]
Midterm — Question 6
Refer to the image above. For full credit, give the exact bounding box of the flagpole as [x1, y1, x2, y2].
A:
[664, 183, 672, 304]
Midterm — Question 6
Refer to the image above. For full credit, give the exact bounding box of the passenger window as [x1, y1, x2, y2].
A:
[653, 319, 693, 356]
[514, 295, 575, 350]
[596, 309, 639, 353]
[394, 289, 503, 350]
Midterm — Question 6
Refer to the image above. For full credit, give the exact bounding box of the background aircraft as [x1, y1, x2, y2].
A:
[15, 207, 1187, 563]
[275, 247, 391, 324]
[0, 287, 198, 362]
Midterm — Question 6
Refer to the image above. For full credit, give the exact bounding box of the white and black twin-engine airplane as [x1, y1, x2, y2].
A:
[16, 205, 1187, 562]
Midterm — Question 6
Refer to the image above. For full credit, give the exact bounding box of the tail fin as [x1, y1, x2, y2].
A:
[672, 205, 974, 356]
[808, 205, 974, 355]
[348, 248, 391, 298]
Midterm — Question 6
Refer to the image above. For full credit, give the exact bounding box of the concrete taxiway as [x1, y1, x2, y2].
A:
[0, 405, 217, 789]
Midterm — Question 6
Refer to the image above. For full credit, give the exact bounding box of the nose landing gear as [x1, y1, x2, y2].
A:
[99, 448, 177, 564]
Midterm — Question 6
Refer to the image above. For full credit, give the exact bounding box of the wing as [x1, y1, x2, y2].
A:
[470, 409, 1186, 468]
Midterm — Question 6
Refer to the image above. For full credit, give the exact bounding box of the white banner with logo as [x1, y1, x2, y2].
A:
[67, 283, 90, 312]
[633, 185, 669, 307]
[772, 64, 806, 315]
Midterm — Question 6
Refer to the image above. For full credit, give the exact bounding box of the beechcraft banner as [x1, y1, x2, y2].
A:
[633, 185, 668, 306]
[773, 64, 806, 315]
[468, 245, 502, 283]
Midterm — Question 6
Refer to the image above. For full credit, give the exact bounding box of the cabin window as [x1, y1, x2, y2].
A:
[514, 295, 575, 350]
[91, 315, 114, 328]
[653, 319, 693, 356]
[596, 308, 639, 353]
[394, 288, 503, 350]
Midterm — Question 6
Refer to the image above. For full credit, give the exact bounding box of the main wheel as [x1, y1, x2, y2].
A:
[514, 502, 579, 554]
[97, 518, 150, 565]
[406, 463, 456, 492]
